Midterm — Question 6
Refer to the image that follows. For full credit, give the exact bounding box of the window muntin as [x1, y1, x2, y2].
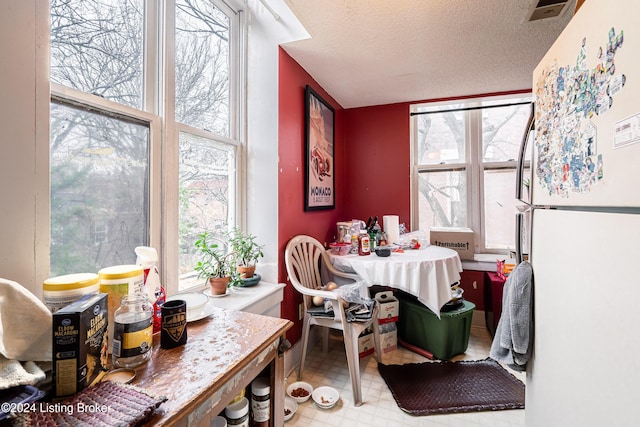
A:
[413, 96, 531, 254]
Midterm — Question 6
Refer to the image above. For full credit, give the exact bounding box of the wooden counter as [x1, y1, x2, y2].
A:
[135, 307, 292, 426]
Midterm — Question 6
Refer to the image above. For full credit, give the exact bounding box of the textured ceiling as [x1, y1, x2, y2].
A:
[281, 0, 577, 108]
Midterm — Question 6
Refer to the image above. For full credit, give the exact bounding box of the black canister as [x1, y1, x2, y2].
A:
[160, 299, 187, 349]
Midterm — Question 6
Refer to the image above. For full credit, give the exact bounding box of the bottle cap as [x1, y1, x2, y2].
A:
[252, 377, 270, 395]
[225, 397, 248, 419]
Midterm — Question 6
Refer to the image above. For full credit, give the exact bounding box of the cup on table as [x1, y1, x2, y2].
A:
[161, 299, 187, 349]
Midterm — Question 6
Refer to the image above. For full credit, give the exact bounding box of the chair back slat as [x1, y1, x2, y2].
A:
[286, 236, 324, 292]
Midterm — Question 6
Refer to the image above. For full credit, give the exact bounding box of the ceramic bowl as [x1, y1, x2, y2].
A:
[375, 246, 391, 257]
[284, 397, 298, 422]
[312, 386, 339, 408]
[286, 381, 313, 403]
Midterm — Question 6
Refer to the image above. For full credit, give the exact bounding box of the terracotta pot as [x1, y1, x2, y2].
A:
[208, 276, 230, 295]
[237, 265, 256, 279]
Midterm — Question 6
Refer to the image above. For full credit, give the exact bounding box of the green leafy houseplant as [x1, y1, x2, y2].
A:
[228, 227, 264, 278]
[193, 232, 240, 293]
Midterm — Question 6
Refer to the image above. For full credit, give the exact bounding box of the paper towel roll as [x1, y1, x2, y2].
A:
[383, 215, 400, 245]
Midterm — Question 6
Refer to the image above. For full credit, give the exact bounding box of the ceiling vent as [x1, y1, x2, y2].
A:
[527, 0, 570, 21]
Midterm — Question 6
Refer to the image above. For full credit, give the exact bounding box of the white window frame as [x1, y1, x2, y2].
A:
[49, 0, 247, 296]
[410, 93, 531, 255]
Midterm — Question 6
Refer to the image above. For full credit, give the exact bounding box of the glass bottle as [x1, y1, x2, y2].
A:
[358, 230, 371, 256]
[112, 293, 153, 368]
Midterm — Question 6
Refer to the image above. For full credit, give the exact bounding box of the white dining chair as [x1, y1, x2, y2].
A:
[285, 235, 382, 406]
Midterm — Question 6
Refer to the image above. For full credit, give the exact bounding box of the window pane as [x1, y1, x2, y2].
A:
[50, 0, 144, 109]
[178, 132, 236, 287]
[175, 0, 230, 136]
[483, 169, 521, 250]
[482, 103, 531, 162]
[50, 102, 149, 276]
[415, 109, 466, 165]
[417, 170, 467, 230]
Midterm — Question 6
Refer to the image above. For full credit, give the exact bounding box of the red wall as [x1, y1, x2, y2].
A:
[278, 46, 531, 344]
[342, 103, 412, 228]
[278, 48, 347, 343]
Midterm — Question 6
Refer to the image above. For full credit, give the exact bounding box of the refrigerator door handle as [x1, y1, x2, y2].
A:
[515, 212, 524, 264]
[515, 209, 533, 264]
[515, 104, 535, 204]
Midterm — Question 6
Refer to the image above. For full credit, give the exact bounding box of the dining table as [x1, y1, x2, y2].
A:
[327, 245, 463, 317]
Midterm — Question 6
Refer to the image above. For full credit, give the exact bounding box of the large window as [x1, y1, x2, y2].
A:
[49, 0, 244, 292]
[412, 95, 532, 254]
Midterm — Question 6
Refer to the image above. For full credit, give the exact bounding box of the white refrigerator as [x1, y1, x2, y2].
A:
[515, 0, 640, 425]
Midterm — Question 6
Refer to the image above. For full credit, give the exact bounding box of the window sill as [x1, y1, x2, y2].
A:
[461, 253, 503, 272]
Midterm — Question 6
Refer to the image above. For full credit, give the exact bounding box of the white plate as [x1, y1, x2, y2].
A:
[284, 397, 297, 422]
[188, 300, 216, 322]
[204, 288, 230, 298]
[166, 293, 209, 320]
[312, 386, 339, 408]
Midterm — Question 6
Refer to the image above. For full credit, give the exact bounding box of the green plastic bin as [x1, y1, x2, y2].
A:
[397, 294, 475, 360]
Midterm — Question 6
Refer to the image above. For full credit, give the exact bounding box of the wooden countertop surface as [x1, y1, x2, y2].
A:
[133, 307, 292, 426]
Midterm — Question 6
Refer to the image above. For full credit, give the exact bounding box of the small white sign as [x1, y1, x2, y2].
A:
[614, 113, 640, 149]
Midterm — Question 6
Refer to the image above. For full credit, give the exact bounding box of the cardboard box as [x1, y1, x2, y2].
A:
[375, 291, 399, 324]
[53, 293, 108, 397]
[429, 227, 475, 260]
[379, 322, 397, 353]
[357, 328, 374, 358]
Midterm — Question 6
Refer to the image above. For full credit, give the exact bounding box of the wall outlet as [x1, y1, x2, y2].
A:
[298, 303, 304, 320]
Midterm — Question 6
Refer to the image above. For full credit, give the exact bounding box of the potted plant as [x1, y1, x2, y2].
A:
[193, 231, 239, 295]
[228, 227, 264, 279]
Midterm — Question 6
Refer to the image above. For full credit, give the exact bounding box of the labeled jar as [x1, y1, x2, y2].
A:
[99, 265, 144, 354]
[358, 231, 371, 256]
[112, 293, 153, 368]
[225, 397, 249, 427]
[251, 377, 270, 427]
[43, 273, 100, 313]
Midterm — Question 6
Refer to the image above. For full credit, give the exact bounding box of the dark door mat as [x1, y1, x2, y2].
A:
[378, 358, 525, 416]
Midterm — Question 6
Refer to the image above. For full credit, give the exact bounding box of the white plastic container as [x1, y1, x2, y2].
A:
[98, 265, 144, 354]
[225, 397, 249, 426]
[43, 273, 100, 313]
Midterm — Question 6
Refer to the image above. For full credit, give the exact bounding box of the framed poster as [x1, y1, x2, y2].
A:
[304, 85, 335, 211]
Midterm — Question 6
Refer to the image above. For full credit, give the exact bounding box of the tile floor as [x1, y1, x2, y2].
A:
[285, 325, 526, 427]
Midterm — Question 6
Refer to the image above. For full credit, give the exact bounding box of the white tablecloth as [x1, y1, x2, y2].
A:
[328, 245, 462, 317]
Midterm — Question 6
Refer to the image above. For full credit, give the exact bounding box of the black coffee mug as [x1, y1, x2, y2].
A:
[161, 300, 187, 349]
